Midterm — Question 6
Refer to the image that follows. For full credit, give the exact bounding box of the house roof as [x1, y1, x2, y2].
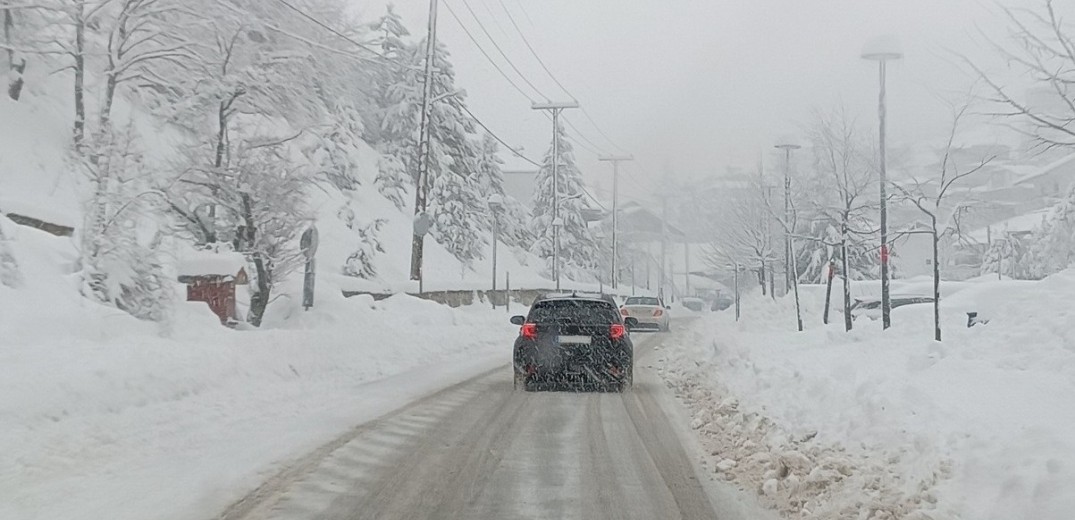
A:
[178, 251, 248, 279]
[617, 201, 687, 240]
[965, 208, 1052, 243]
[1013, 152, 1075, 186]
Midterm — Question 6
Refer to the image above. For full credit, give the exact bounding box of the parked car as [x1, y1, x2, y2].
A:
[680, 297, 706, 312]
[620, 296, 672, 331]
[850, 295, 934, 321]
[711, 295, 734, 311]
[511, 293, 636, 392]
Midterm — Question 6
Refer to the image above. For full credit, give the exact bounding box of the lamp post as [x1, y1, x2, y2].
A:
[775, 141, 803, 331]
[862, 34, 902, 330]
[488, 193, 504, 308]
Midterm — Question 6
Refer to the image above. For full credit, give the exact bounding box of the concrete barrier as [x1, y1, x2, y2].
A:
[341, 288, 641, 309]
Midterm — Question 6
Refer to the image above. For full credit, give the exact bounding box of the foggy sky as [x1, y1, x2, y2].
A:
[381, 0, 1008, 203]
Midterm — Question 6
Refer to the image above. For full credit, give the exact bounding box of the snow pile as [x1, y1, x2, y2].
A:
[657, 274, 1075, 519]
[0, 214, 519, 520]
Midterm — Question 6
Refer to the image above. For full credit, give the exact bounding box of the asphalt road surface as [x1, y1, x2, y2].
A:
[218, 326, 761, 520]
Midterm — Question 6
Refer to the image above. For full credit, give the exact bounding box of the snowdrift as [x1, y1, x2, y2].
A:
[659, 274, 1075, 519]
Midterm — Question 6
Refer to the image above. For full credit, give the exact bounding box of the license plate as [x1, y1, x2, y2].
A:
[558, 335, 591, 345]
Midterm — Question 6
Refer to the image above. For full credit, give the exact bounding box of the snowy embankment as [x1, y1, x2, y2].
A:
[0, 217, 517, 520]
[656, 274, 1075, 519]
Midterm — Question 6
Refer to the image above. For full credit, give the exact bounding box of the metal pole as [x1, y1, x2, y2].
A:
[491, 213, 498, 309]
[531, 101, 578, 293]
[784, 147, 792, 295]
[734, 262, 741, 322]
[878, 59, 892, 330]
[552, 108, 560, 291]
[505, 271, 510, 313]
[409, 0, 439, 287]
[684, 242, 691, 295]
[599, 155, 633, 290]
[611, 159, 619, 289]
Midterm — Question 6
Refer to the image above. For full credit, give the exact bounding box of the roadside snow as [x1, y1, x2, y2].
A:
[656, 274, 1075, 519]
[1, 290, 514, 520]
[0, 218, 518, 520]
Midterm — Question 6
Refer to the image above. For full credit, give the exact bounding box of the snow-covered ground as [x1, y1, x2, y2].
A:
[2, 274, 516, 520]
[657, 274, 1075, 519]
[1, 211, 520, 520]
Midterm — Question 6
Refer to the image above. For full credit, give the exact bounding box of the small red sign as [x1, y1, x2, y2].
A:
[880, 244, 890, 264]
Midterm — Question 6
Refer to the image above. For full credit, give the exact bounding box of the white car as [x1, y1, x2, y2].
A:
[620, 296, 672, 332]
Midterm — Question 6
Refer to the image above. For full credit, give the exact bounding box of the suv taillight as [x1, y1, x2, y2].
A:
[620, 307, 629, 316]
[520, 323, 538, 340]
[653, 308, 663, 317]
[610, 323, 626, 340]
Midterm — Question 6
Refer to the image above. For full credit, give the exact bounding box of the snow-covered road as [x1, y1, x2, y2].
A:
[214, 328, 773, 520]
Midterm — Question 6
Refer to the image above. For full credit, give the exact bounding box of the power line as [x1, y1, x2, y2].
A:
[494, 0, 572, 97]
[563, 116, 610, 156]
[455, 0, 549, 99]
[494, 0, 627, 153]
[581, 107, 629, 153]
[270, 0, 387, 59]
[442, 0, 536, 103]
[459, 104, 542, 168]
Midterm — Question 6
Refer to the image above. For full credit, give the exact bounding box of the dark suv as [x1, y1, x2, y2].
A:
[510, 293, 637, 392]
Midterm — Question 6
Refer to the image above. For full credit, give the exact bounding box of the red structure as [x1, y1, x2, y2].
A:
[178, 252, 249, 325]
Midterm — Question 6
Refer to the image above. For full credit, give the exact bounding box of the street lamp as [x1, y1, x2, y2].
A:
[775, 140, 803, 332]
[488, 193, 504, 308]
[862, 34, 902, 331]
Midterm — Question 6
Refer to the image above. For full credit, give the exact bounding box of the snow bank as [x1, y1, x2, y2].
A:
[0, 217, 518, 520]
[657, 274, 1075, 519]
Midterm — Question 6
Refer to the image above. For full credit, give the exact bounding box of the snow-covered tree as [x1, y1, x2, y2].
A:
[78, 126, 172, 323]
[473, 133, 531, 247]
[340, 211, 386, 280]
[961, 0, 1075, 153]
[803, 107, 880, 331]
[891, 100, 993, 341]
[530, 120, 600, 279]
[1026, 185, 1075, 277]
[375, 37, 490, 265]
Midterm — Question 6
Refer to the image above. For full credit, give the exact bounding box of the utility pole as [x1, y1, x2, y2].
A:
[532, 101, 579, 292]
[598, 154, 633, 290]
[659, 193, 668, 301]
[408, 0, 440, 287]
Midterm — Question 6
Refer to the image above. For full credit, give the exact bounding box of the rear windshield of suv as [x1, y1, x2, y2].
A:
[529, 300, 621, 324]
[624, 297, 660, 306]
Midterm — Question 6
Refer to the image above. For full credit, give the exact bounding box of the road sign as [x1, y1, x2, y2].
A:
[414, 212, 433, 236]
[300, 225, 319, 260]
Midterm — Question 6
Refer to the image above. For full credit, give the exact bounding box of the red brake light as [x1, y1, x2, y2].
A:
[620, 307, 629, 316]
[653, 308, 663, 317]
[520, 322, 538, 340]
[610, 323, 626, 340]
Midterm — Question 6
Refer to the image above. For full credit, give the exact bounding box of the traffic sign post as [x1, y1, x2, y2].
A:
[300, 225, 319, 311]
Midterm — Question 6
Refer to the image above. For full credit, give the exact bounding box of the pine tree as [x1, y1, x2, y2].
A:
[473, 133, 532, 247]
[338, 201, 386, 279]
[530, 120, 600, 279]
[376, 38, 490, 265]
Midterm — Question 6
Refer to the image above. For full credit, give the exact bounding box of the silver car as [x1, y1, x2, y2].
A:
[619, 296, 672, 332]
